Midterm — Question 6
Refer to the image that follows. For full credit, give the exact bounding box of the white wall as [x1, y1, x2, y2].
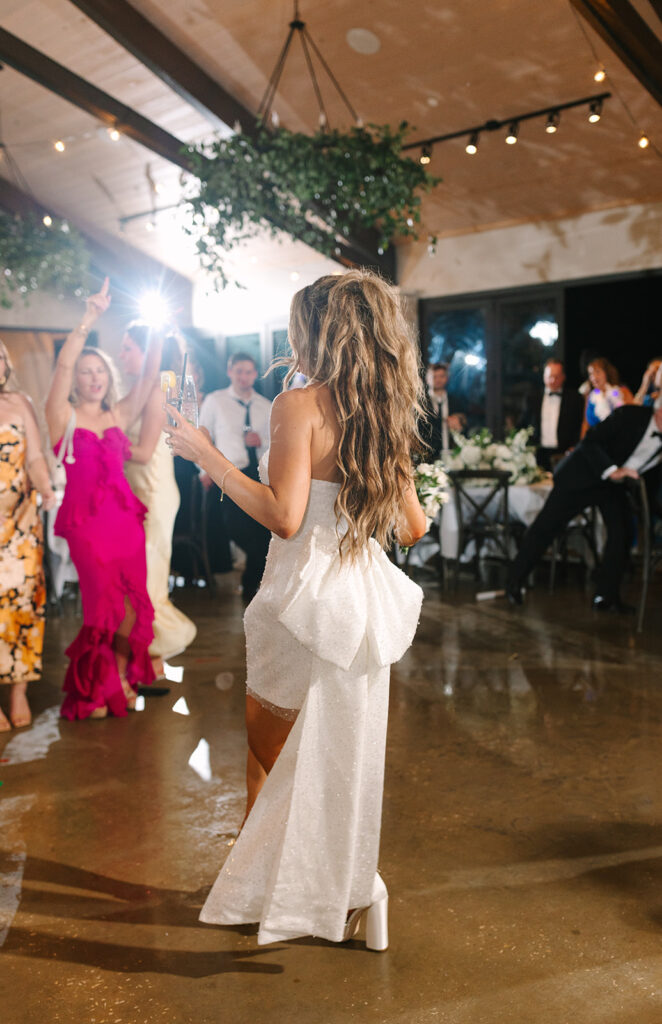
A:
[398, 200, 662, 298]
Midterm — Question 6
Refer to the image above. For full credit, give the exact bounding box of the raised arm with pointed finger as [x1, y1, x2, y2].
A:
[45, 277, 112, 445]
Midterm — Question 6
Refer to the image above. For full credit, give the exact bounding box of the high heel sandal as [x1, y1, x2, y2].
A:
[343, 874, 388, 952]
[89, 706, 108, 719]
[120, 676, 137, 711]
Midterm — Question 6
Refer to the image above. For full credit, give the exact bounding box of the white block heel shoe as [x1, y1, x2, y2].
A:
[343, 873, 389, 952]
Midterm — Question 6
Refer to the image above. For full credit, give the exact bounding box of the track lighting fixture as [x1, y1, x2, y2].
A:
[588, 99, 602, 123]
[402, 92, 611, 158]
[545, 111, 560, 134]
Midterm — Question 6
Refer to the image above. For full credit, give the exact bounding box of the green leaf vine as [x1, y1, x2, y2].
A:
[0, 212, 90, 309]
[184, 121, 440, 288]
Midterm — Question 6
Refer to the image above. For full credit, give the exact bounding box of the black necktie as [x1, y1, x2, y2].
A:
[237, 399, 259, 473]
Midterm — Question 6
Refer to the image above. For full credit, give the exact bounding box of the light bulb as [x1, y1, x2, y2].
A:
[54, 140, 65, 152]
[638, 134, 650, 149]
[108, 128, 121, 142]
[465, 131, 479, 155]
[545, 111, 560, 134]
[42, 215, 53, 227]
[505, 122, 519, 145]
[594, 68, 606, 83]
[419, 145, 432, 165]
[588, 99, 602, 123]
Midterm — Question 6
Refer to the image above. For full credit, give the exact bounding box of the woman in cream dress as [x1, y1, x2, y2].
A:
[166, 271, 427, 951]
[120, 326, 196, 671]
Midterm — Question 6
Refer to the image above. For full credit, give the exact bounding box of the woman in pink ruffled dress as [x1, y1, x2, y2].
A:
[45, 279, 161, 720]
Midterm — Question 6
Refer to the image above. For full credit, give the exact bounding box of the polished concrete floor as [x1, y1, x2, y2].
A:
[1, 563, 662, 1024]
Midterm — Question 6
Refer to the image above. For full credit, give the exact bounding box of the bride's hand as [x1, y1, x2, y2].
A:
[164, 405, 214, 463]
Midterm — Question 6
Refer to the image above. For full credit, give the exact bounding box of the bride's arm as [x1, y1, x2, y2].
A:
[165, 389, 313, 539]
[395, 478, 427, 547]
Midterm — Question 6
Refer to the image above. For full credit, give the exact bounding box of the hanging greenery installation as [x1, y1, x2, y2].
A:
[184, 120, 440, 288]
[0, 211, 90, 309]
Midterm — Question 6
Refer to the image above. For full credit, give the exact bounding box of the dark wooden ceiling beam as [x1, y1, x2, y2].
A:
[646, 1, 662, 25]
[570, 0, 662, 107]
[0, 21, 393, 276]
[0, 26, 192, 171]
[66, 0, 257, 135]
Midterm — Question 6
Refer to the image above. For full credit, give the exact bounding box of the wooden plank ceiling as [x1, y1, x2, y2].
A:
[0, 0, 660, 283]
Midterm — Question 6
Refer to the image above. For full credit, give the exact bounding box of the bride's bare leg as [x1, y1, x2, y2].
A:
[244, 694, 294, 820]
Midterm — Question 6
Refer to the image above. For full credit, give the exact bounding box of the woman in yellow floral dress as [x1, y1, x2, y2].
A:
[0, 341, 55, 730]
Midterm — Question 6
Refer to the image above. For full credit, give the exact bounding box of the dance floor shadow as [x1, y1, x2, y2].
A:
[3, 855, 284, 977]
[521, 821, 662, 932]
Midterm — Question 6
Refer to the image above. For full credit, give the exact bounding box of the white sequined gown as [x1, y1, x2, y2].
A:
[199, 452, 423, 944]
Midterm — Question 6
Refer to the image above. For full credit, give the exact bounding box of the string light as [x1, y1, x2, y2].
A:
[465, 131, 479, 155]
[108, 128, 121, 142]
[54, 140, 65, 152]
[545, 111, 560, 134]
[505, 122, 519, 145]
[588, 98, 602, 123]
[419, 145, 431, 165]
[42, 215, 52, 226]
[569, 2, 659, 156]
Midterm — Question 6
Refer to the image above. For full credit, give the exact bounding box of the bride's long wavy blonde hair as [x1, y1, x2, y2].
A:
[284, 269, 424, 561]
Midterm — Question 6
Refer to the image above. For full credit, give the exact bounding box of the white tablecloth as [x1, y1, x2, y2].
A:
[440, 480, 552, 560]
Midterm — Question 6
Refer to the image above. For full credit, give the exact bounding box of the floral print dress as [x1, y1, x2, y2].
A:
[0, 421, 46, 684]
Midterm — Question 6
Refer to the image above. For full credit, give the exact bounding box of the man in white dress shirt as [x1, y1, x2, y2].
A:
[518, 359, 584, 471]
[199, 352, 272, 601]
[422, 363, 466, 458]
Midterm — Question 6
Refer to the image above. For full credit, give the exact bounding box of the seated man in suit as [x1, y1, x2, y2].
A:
[422, 362, 467, 459]
[507, 366, 662, 612]
[518, 358, 585, 471]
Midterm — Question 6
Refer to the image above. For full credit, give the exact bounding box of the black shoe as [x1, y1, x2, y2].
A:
[592, 595, 635, 614]
[506, 583, 524, 606]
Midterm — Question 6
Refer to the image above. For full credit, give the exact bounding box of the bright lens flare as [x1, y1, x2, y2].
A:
[138, 291, 170, 328]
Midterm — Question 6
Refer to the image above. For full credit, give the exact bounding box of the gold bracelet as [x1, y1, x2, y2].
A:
[219, 465, 237, 502]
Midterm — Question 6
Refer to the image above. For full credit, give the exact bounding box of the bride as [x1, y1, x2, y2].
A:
[166, 270, 427, 949]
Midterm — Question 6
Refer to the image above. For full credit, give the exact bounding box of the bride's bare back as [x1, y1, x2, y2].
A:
[303, 384, 343, 483]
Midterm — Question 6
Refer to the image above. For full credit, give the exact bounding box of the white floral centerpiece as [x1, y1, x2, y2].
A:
[443, 427, 544, 485]
[413, 460, 450, 532]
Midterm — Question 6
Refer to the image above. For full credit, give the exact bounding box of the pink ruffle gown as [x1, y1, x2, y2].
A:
[54, 425, 155, 720]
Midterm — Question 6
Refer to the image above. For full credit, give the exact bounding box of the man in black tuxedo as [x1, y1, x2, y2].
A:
[421, 362, 466, 459]
[518, 358, 584, 471]
[507, 387, 662, 612]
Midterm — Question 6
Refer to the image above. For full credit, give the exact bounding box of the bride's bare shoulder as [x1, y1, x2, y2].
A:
[272, 384, 330, 419]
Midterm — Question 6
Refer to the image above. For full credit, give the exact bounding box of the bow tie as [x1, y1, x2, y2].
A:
[546, 391, 562, 398]
[653, 431, 662, 440]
